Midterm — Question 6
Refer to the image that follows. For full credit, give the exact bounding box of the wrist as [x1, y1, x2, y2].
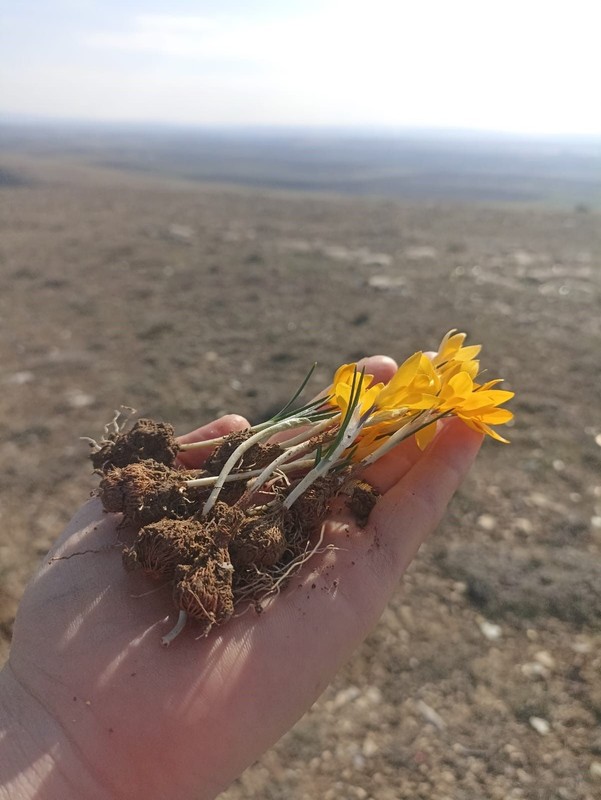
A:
[0, 663, 109, 800]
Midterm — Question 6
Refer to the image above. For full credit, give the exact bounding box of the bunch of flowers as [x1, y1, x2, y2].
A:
[89, 330, 513, 644]
[180, 329, 514, 510]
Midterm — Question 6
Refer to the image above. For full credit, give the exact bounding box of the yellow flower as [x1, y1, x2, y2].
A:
[328, 363, 383, 416]
[437, 371, 514, 442]
[374, 351, 440, 413]
[414, 420, 439, 450]
[433, 329, 481, 368]
[327, 331, 514, 460]
[349, 419, 398, 461]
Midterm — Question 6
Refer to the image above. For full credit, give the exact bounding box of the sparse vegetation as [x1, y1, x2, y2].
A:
[0, 145, 600, 799]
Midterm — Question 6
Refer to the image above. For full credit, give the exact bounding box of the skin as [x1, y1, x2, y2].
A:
[0, 356, 482, 800]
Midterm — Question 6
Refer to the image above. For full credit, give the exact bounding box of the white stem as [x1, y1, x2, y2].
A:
[279, 415, 338, 448]
[283, 410, 365, 510]
[246, 440, 317, 496]
[178, 436, 230, 452]
[186, 458, 316, 488]
[161, 610, 188, 646]
[178, 421, 273, 452]
[201, 417, 311, 516]
[361, 411, 444, 466]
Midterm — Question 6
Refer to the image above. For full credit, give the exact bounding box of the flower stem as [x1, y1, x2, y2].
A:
[185, 457, 316, 488]
[201, 416, 314, 516]
[284, 410, 365, 509]
[245, 417, 336, 497]
[361, 412, 447, 465]
[161, 610, 188, 647]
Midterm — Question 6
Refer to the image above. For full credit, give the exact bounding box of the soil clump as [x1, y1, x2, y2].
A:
[90, 418, 180, 470]
[93, 419, 374, 635]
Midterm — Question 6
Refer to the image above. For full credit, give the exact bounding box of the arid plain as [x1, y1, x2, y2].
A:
[1, 145, 600, 799]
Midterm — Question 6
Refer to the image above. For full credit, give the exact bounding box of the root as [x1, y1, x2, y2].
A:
[161, 610, 188, 646]
[233, 524, 333, 609]
[48, 544, 119, 563]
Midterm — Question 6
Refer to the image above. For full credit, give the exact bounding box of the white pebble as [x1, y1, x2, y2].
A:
[416, 700, 446, 731]
[534, 651, 556, 670]
[529, 717, 550, 735]
[477, 513, 497, 531]
[521, 662, 549, 680]
[479, 620, 503, 641]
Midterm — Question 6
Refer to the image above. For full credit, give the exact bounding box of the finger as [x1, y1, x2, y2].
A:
[315, 354, 398, 402]
[369, 417, 483, 577]
[176, 414, 250, 469]
[360, 433, 424, 494]
[355, 354, 398, 384]
[358, 350, 443, 492]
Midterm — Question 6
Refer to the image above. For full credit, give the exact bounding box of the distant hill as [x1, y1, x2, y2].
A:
[1, 121, 599, 207]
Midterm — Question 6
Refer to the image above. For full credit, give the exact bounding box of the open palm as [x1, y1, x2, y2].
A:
[2, 357, 481, 800]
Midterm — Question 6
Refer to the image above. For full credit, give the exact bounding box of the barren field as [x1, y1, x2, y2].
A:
[1, 151, 600, 799]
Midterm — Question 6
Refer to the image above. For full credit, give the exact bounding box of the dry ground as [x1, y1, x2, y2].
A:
[1, 153, 600, 799]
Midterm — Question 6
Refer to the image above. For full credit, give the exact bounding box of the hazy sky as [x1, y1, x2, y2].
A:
[2, 0, 600, 134]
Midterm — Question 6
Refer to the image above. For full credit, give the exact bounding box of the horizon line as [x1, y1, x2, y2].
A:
[1, 113, 600, 142]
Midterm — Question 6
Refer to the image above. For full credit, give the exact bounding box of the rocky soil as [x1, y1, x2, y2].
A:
[1, 153, 600, 799]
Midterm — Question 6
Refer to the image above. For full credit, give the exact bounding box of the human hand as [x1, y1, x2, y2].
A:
[0, 355, 482, 800]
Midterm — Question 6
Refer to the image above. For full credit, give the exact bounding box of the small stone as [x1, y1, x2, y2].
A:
[514, 518, 534, 535]
[6, 370, 34, 385]
[364, 686, 382, 705]
[595, 434, 601, 447]
[512, 250, 536, 266]
[517, 768, 534, 784]
[521, 662, 549, 680]
[167, 223, 194, 242]
[591, 516, 601, 530]
[477, 514, 497, 531]
[333, 686, 361, 708]
[529, 492, 551, 508]
[359, 251, 392, 267]
[552, 459, 565, 472]
[590, 762, 601, 780]
[534, 650, 556, 670]
[65, 389, 95, 408]
[367, 275, 406, 291]
[571, 639, 592, 654]
[416, 700, 446, 731]
[479, 620, 503, 641]
[362, 738, 379, 757]
[405, 245, 438, 260]
[352, 753, 366, 770]
[529, 717, 550, 735]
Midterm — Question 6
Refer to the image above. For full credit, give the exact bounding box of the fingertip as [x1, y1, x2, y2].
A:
[178, 414, 250, 444]
[357, 355, 398, 384]
[216, 414, 252, 434]
[176, 414, 251, 468]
